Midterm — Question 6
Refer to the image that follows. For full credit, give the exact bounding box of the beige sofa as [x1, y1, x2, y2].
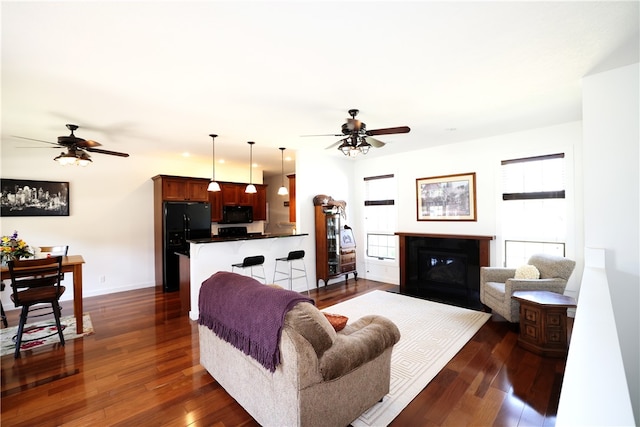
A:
[198, 279, 400, 427]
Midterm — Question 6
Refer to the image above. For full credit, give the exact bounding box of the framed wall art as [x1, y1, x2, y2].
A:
[340, 227, 356, 249]
[1, 179, 70, 217]
[416, 172, 476, 221]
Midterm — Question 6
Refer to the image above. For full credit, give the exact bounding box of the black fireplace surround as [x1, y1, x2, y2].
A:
[397, 233, 494, 310]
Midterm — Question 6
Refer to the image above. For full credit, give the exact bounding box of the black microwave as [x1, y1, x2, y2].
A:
[221, 205, 253, 224]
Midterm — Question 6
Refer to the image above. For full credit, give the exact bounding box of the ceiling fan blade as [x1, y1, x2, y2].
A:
[325, 139, 346, 150]
[12, 136, 61, 146]
[366, 126, 411, 136]
[85, 147, 130, 157]
[17, 146, 61, 149]
[301, 133, 343, 137]
[364, 136, 386, 148]
[78, 139, 102, 148]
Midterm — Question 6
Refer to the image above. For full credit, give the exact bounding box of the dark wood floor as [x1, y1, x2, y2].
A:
[1, 279, 566, 426]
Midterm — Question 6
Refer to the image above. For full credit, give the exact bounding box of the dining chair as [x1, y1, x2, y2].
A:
[36, 246, 69, 282]
[0, 282, 7, 328]
[7, 256, 66, 358]
[37, 245, 69, 257]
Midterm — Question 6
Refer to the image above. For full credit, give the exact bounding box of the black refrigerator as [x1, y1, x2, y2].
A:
[163, 201, 211, 292]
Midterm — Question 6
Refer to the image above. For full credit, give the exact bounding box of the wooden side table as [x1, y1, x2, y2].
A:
[512, 290, 577, 358]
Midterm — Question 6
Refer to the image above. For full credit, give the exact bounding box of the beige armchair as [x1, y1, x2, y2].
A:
[480, 253, 576, 322]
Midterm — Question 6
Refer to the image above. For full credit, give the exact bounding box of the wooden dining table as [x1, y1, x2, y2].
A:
[1, 255, 86, 334]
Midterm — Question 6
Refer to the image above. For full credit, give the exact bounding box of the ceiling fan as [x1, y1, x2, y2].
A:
[14, 124, 130, 166]
[308, 109, 410, 156]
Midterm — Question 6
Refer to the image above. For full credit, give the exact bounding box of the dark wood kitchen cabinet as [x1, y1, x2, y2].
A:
[252, 185, 267, 221]
[153, 175, 267, 223]
[287, 174, 296, 222]
[153, 175, 210, 202]
[219, 182, 267, 221]
[208, 191, 223, 222]
[187, 180, 210, 201]
[220, 183, 245, 206]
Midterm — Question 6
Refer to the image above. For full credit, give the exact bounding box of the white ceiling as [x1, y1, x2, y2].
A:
[2, 1, 638, 176]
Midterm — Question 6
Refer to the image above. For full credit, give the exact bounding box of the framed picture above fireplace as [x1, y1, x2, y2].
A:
[416, 172, 476, 221]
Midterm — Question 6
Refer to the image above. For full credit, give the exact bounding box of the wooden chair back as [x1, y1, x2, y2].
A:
[7, 256, 64, 307]
[38, 245, 69, 257]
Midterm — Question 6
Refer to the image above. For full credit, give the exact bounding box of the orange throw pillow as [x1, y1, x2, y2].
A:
[323, 313, 348, 331]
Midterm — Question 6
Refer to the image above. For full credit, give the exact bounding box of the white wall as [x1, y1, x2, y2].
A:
[0, 148, 261, 306]
[582, 62, 639, 424]
[290, 123, 582, 290]
[348, 122, 583, 290]
[558, 248, 635, 426]
[293, 148, 355, 287]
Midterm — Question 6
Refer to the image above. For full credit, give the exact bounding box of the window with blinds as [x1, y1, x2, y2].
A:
[501, 153, 566, 267]
[502, 153, 565, 200]
[364, 174, 396, 260]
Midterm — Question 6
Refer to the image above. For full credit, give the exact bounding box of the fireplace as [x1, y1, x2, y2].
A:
[396, 233, 494, 309]
[419, 250, 467, 286]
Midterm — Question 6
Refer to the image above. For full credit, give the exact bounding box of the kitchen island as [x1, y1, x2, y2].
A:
[186, 233, 309, 320]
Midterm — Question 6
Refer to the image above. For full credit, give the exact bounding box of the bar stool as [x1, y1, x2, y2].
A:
[273, 250, 310, 295]
[232, 255, 267, 284]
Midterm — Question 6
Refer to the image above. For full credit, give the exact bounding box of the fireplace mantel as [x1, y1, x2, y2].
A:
[395, 232, 494, 241]
[395, 232, 495, 308]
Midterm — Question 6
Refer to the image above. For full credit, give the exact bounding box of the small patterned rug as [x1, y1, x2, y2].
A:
[0, 313, 94, 357]
[322, 290, 491, 427]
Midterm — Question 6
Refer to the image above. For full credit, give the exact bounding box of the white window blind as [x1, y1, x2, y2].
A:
[502, 153, 565, 199]
[501, 153, 566, 267]
[364, 174, 396, 260]
[364, 174, 395, 205]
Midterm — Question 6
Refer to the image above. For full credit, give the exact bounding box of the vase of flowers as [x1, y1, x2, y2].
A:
[1, 231, 34, 266]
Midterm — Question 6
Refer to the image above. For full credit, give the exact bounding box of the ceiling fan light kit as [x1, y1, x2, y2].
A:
[278, 147, 288, 196]
[208, 134, 221, 192]
[338, 136, 371, 156]
[245, 141, 257, 194]
[54, 149, 92, 166]
[359, 141, 371, 154]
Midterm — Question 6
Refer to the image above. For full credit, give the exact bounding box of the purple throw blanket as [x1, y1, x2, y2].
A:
[198, 271, 314, 372]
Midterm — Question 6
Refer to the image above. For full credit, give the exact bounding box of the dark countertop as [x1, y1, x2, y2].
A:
[187, 233, 308, 244]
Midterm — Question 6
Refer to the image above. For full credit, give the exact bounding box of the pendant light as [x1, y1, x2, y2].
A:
[277, 147, 288, 196]
[207, 134, 221, 192]
[245, 141, 257, 194]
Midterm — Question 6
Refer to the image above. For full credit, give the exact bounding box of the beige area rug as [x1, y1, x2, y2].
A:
[0, 313, 94, 357]
[322, 290, 490, 427]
